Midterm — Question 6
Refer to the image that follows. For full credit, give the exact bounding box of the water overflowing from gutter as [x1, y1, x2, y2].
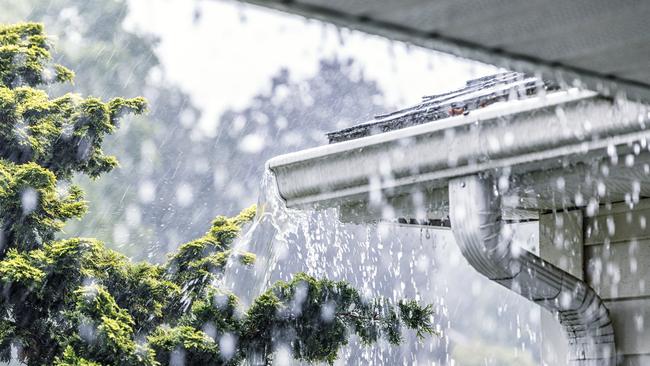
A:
[223, 169, 382, 309]
[222, 168, 543, 364]
[222, 169, 308, 307]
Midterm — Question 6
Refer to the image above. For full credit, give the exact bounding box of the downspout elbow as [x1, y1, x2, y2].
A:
[449, 175, 616, 366]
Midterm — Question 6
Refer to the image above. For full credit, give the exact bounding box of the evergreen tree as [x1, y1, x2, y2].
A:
[0, 0, 202, 260]
[0, 23, 433, 365]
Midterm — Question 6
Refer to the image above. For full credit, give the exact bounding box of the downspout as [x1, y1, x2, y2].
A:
[448, 175, 616, 366]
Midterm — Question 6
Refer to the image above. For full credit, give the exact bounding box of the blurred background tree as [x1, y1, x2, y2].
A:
[0, 0, 385, 262]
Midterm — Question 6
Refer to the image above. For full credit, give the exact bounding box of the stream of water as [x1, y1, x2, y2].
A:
[222, 169, 542, 365]
[222, 169, 308, 306]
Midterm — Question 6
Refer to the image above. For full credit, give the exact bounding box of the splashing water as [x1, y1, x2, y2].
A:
[223, 169, 543, 364]
[223, 169, 393, 310]
[223, 169, 308, 306]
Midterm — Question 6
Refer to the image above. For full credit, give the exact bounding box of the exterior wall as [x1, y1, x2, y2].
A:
[538, 200, 650, 365]
[539, 210, 583, 366]
[584, 200, 650, 365]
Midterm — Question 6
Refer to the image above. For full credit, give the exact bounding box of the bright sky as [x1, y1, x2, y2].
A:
[125, 0, 497, 130]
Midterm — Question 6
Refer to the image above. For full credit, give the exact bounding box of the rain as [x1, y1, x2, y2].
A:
[0, 1, 649, 366]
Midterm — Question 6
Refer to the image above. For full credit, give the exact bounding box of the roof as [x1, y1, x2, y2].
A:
[326, 72, 556, 143]
[238, 0, 650, 102]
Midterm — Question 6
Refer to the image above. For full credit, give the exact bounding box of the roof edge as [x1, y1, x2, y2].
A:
[238, 0, 650, 103]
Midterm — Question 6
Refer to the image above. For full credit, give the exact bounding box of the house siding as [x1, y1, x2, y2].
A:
[584, 200, 650, 364]
[538, 201, 650, 365]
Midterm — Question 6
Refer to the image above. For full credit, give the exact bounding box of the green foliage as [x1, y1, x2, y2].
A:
[0, 320, 14, 362]
[0, 22, 435, 365]
[55, 346, 102, 366]
[0, 86, 146, 179]
[67, 284, 148, 365]
[398, 300, 436, 340]
[241, 273, 435, 364]
[0, 23, 146, 181]
[0, 161, 86, 253]
[148, 326, 222, 365]
[0, 23, 73, 88]
[165, 205, 258, 301]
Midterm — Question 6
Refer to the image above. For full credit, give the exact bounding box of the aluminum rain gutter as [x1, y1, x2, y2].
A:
[268, 90, 648, 214]
[449, 175, 615, 365]
[267, 89, 649, 365]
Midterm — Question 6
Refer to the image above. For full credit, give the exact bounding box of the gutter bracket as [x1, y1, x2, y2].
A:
[448, 175, 616, 366]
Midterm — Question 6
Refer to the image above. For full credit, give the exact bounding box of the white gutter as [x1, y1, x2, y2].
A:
[266, 89, 649, 364]
[268, 90, 647, 211]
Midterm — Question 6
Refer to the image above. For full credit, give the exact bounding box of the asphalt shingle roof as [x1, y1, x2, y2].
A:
[327, 72, 558, 143]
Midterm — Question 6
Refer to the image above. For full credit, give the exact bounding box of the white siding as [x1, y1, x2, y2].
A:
[584, 200, 650, 363]
[605, 299, 650, 355]
[585, 241, 650, 299]
[539, 210, 583, 366]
